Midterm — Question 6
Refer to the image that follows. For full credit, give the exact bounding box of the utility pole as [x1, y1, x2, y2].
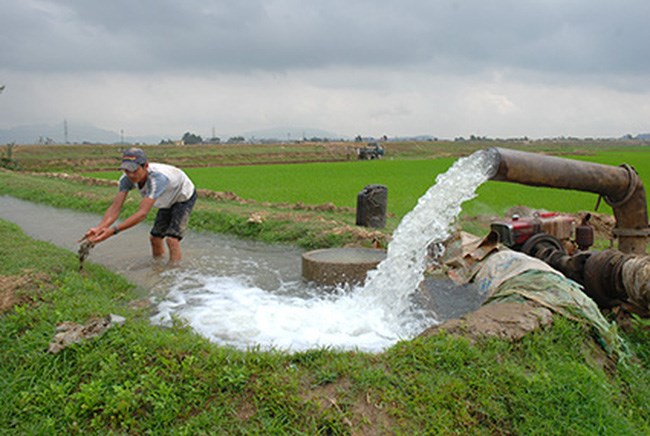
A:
[64, 119, 69, 144]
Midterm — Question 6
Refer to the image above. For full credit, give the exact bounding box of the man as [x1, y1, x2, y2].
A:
[85, 147, 197, 263]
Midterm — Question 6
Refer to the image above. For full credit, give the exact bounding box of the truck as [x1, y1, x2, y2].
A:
[357, 142, 385, 160]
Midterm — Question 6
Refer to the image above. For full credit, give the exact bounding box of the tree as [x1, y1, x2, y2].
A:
[226, 136, 245, 144]
[181, 132, 203, 145]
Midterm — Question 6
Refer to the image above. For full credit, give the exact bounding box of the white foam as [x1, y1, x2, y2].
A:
[151, 272, 398, 352]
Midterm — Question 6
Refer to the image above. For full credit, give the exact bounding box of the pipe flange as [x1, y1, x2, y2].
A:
[583, 249, 631, 307]
[521, 233, 565, 257]
[604, 164, 640, 208]
[612, 227, 650, 237]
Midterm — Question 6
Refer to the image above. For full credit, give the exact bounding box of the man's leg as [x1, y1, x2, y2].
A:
[164, 191, 197, 264]
[150, 208, 171, 260]
[150, 235, 165, 259]
[166, 237, 182, 263]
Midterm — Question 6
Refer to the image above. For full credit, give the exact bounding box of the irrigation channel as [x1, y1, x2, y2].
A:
[0, 150, 497, 352]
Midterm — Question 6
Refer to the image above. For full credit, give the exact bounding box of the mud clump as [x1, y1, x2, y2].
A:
[48, 314, 126, 354]
[0, 271, 49, 314]
[420, 301, 554, 343]
[78, 238, 95, 271]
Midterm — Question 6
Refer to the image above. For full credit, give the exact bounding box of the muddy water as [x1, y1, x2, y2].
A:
[0, 195, 485, 352]
[0, 195, 304, 293]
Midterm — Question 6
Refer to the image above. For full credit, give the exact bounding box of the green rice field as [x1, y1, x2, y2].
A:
[88, 149, 650, 219]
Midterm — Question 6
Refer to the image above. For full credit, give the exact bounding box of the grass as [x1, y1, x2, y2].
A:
[8, 138, 648, 172]
[0, 169, 395, 250]
[1, 219, 649, 434]
[88, 158, 458, 218]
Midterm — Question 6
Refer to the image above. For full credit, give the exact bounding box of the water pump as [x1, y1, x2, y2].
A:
[490, 211, 584, 253]
[489, 147, 650, 313]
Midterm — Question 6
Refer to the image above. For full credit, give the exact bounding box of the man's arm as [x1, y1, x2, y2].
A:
[84, 191, 128, 239]
[116, 196, 156, 233]
[86, 195, 155, 244]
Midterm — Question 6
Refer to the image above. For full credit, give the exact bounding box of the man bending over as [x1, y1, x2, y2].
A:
[84, 147, 197, 263]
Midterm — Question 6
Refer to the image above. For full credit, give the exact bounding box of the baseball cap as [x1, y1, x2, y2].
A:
[120, 147, 147, 172]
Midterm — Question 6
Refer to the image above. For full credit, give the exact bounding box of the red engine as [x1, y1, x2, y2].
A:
[490, 212, 575, 249]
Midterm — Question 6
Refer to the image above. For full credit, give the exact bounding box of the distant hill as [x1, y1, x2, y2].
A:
[0, 123, 342, 144]
[0, 122, 163, 145]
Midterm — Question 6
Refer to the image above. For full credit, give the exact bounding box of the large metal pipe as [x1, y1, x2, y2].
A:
[490, 147, 649, 254]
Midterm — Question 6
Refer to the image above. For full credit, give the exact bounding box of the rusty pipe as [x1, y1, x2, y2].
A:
[582, 249, 650, 315]
[489, 147, 649, 254]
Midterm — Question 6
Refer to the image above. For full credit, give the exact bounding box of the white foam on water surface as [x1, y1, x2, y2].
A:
[151, 271, 397, 352]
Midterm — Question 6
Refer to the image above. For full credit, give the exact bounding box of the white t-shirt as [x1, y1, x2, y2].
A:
[118, 163, 195, 209]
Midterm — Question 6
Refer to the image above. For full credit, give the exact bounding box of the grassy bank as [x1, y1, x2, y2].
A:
[0, 169, 395, 250]
[2, 219, 649, 433]
[91, 158, 459, 218]
[0, 165, 613, 253]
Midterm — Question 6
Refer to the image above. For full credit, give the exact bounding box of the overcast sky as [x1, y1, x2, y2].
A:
[1, 0, 649, 140]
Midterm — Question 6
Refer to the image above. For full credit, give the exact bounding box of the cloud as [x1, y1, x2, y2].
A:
[1, 1, 650, 139]
[2, 66, 646, 140]
[4, 1, 649, 77]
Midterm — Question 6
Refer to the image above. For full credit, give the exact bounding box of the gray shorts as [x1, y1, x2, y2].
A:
[150, 190, 197, 240]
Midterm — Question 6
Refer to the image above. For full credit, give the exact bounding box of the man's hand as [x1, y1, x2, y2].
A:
[83, 227, 101, 240]
[82, 191, 128, 243]
[86, 226, 116, 244]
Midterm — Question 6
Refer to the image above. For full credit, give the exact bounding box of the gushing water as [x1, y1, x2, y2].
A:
[151, 149, 499, 352]
[360, 149, 499, 334]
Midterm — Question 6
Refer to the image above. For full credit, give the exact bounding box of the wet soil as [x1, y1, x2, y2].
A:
[0, 271, 50, 314]
[420, 301, 554, 342]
